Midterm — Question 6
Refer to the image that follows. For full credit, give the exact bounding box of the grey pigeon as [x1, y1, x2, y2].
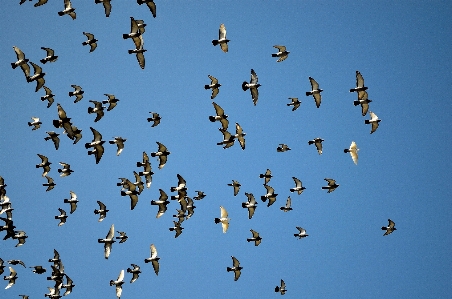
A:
[226, 256, 242, 281]
[272, 45, 290, 62]
[40, 47, 58, 64]
[242, 69, 261, 105]
[306, 77, 323, 108]
[58, 0, 76, 20]
[212, 24, 229, 52]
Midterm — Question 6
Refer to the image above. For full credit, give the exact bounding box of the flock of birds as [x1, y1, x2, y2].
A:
[1, 1, 397, 298]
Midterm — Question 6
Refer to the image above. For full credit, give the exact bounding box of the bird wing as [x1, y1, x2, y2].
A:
[13, 46, 25, 60]
[371, 121, 379, 134]
[90, 127, 102, 142]
[293, 177, 301, 188]
[150, 244, 158, 258]
[219, 23, 226, 39]
[273, 45, 286, 52]
[313, 92, 321, 108]
[103, 0, 111, 17]
[325, 178, 336, 186]
[250, 87, 259, 105]
[208, 75, 218, 85]
[106, 224, 114, 239]
[309, 77, 319, 90]
[93, 144, 104, 164]
[220, 206, 228, 218]
[232, 256, 240, 267]
[83, 32, 94, 40]
[30, 61, 42, 76]
[388, 219, 395, 229]
[176, 174, 186, 187]
[152, 260, 159, 275]
[250, 69, 258, 84]
[146, 1, 156, 18]
[356, 71, 365, 88]
[250, 229, 259, 238]
[277, 53, 289, 62]
[213, 102, 225, 116]
[97, 200, 106, 210]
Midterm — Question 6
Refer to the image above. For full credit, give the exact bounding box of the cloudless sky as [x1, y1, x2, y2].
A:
[0, 1, 451, 298]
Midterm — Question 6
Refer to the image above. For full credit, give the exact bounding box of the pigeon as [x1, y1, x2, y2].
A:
[186, 197, 196, 219]
[54, 208, 68, 226]
[13, 230, 28, 247]
[82, 32, 98, 52]
[205, 75, 221, 99]
[275, 279, 287, 295]
[71, 125, 82, 144]
[102, 94, 119, 111]
[193, 190, 206, 200]
[98, 224, 115, 259]
[290, 177, 306, 195]
[212, 23, 229, 52]
[344, 141, 359, 165]
[259, 169, 272, 185]
[94, 200, 108, 222]
[382, 219, 397, 236]
[34, 0, 48, 7]
[147, 112, 161, 127]
[234, 123, 246, 150]
[214, 206, 229, 233]
[242, 192, 257, 219]
[126, 264, 141, 283]
[169, 220, 184, 238]
[287, 97, 300, 111]
[280, 196, 293, 212]
[354, 90, 372, 116]
[120, 181, 139, 210]
[322, 178, 339, 193]
[137, 152, 154, 188]
[11, 46, 29, 78]
[109, 137, 126, 156]
[86, 127, 105, 164]
[4, 267, 17, 289]
[43, 176, 56, 191]
[27, 61, 45, 92]
[28, 117, 42, 130]
[116, 231, 128, 243]
[40, 47, 58, 64]
[226, 256, 242, 281]
[109, 269, 124, 299]
[306, 77, 323, 108]
[57, 162, 73, 177]
[128, 34, 146, 69]
[151, 189, 169, 218]
[36, 154, 51, 176]
[95, 0, 111, 17]
[350, 71, 368, 93]
[87, 100, 105, 122]
[123, 17, 141, 39]
[63, 191, 78, 214]
[44, 285, 61, 298]
[68, 85, 84, 103]
[53, 103, 74, 139]
[308, 138, 324, 155]
[44, 131, 60, 150]
[365, 111, 381, 134]
[144, 244, 160, 275]
[294, 227, 308, 239]
[261, 185, 278, 207]
[277, 144, 291, 152]
[58, 0, 76, 20]
[7, 260, 25, 268]
[61, 274, 75, 296]
[217, 128, 235, 149]
[30, 266, 46, 274]
[227, 180, 241, 196]
[209, 102, 229, 130]
[247, 229, 262, 246]
[272, 45, 290, 62]
[0, 217, 16, 240]
[242, 69, 261, 105]
[150, 142, 170, 169]
[170, 174, 187, 193]
[40, 86, 55, 108]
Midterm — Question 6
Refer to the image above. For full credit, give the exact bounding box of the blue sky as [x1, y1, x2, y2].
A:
[0, 1, 451, 298]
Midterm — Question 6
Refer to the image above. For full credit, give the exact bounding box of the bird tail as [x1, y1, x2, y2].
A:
[57, 169, 62, 173]
[123, 34, 130, 39]
[52, 120, 61, 128]
[364, 120, 370, 124]
[208, 116, 216, 122]
[94, 210, 99, 214]
[381, 227, 387, 230]
[58, 11, 64, 16]
[127, 50, 134, 54]
[137, 162, 143, 167]
[170, 187, 177, 192]
[204, 85, 210, 89]
[68, 91, 74, 97]
[226, 267, 232, 272]
[169, 227, 174, 231]
[321, 187, 329, 190]
[259, 174, 265, 178]
[120, 191, 127, 196]
[40, 59, 47, 64]
[63, 199, 69, 203]
[349, 88, 356, 93]
[28, 122, 32, 126]
[84, 143, 91, 149]
[212, 40, 219, 46]
[271, 54, 278, 57]
[306, 91, 312, 96]
[308, 140, 314, 145]
[289, 188, 295, 192]
[214, 218, 221, 224]
[242, 82, 249, 91]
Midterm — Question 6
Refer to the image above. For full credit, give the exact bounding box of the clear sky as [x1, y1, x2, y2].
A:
[0, 1, 451, 298]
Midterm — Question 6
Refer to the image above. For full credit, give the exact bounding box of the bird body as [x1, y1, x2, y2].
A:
[365, 111, 381, 134]
[40, 47, 58, 64]
[247, 229, 262, 246]
[322, 178, 339, 193]
[205, 75, 221, 99]
[82, 32, 98, 52]
[294, 227, 308, 239]
[58, 0, 76, 19]
[382, 219, 396, 236]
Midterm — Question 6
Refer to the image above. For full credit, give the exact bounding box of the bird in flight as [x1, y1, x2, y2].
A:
[365, 111, 381, 134]
[40, 47, 58, 64]
[98, 224, 115, 259]
[226, 256, 242, 281]
[322, 178, 339, 193]
[344, 141, 359, 165]
[294, 227, 308, 239]
[306, 77, 323, 108]
[214, 206, 230, 233]
[382, 219, 397, 236]
[82, 32, 98, 52]
[308, 138, 324, 155]
[275, 279, 287, 295]
[246, 229, 262, 246]
[212, 23, 229, 53]
[272, 45, 290, 62]
[205, 75, 221, 99]
[58, 0, 76, 20]
[350, 70, 368, 93]
[242, 69, 261, 105]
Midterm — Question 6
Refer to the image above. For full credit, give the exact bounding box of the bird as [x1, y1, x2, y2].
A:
[227, 180, 241, 196]
[261, 185, 278, 207]
[98, 224, 115, 259]
[147, 112, 161, 127]
[322, 178, 339, 193]
[120, 181, 139, 210]
[40, 86, 55, 108]
[131, 172, 145, 194]
[123, 17, 141, 40]
[11, 46, 30, 79]
[209, 102, 229, 130]
[28, 117, 42, 130]
[287, 97, 301, 111]
[109, 269, 124, 299]
[43, 176, 56, 191]
[87, 100, 105, 122]
[151, 189, 169, 218]
[58, 162, 73, 177]
[7, 260, 25, 268]
[71, 125, 82, 144]
[247, 229, 262, 246]
[290, 177, 306, 195]
[40, 47, 58, 64]
[13, 231, 28, 247]
[217, 128, 235, 149]
[94, 200, 109, 222]
[242, 192, 257, 219]
[116, 231, 128, 243]
[382, 219, 397, 236]
[275, 279, 287, 295]
[63, 191, 78, 214]
[27, 61, 45, 92]
[19, 295, 29, 299]
[226, 256, 242, 281]
[34, 0, 48, 7]
[144, 244, 160, 275]
[242, 69, 261, 105]
[205, 75, 221, 99]
[294, 227, 308, 239]
[350, 70, 368, 93]
[44, 286, 61, 298]
[169, 220, 184, 238]
[308, 138, 324, 155]
[365, 111, 381, 134]
[212, 23, 229, 52]
[186, 196, 196, 219]
[0, 217, 16, 240]
[82, 32, 98, 52]
[4, 267, 17, 289]
[102, 94, 119, 111]
[61, 274, 75, 296]
[137, 152, 154, 189]
[85, 127, 105, 164]
[344, 141, 359, 165]
[68, 85, 84, 103]
[126, 264, 141, 283]
[128, 34, 146, 69]
[138, 0, 156, 18]
[277, 143, 291, 152]
[109, 137, 126, 156]
[150, 142, 170, 169]
[95, 0, 112, 17]
[44, 131, 60, 150]
[54, 208, 68, 226]
[214, 206, 230, 233]
[36, 154, 51, 177]
[259, 169, 273, 185]
[280, 196, 293, 212]
[58, 0, 76, 20]
[306, 77, 323, 108]
[272, 45, 290, 62]
[234, 123, 246, 150]
[354, 90, 372, 116]
[193, 190, 206, 200]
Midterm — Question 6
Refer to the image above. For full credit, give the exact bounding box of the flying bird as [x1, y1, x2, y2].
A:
[7, 260, 25, 268]
[82, 32, 98, 52]
[365, 111, 381, 134]
[54, 208, 68, 226]
[294, 227, 308, 239]
[151, 142, 170, 169]
[135, 19, 147, 33]
[286, 97, 300, 111]
[13, 231, 28, 247]
[40, 47, 58, 64]
[61, 274, 75, 296]
[94, 200, 109, 222]
[44, 131, 60, 150]
[212, 23, 229, 52]
[227, 180, 241, 196]
[290, 177, 306, 195]
[205, 75, 221, 99]
[344, 141, 359, 165]
[382, 219, 397, 236]
[186, 196, 196, 219]
[280, 196, 293, 212]
[350, 70, 368, 93]
[19, 0, 32, 5]
[226, 256, 242, 281]
[126, 264, 141, 283]
[306, 77, 323, 108]
[272, 45, 290, 62]
[85, 127, 105, 164]
[109, 137, 126, 156]
[45, 286, 61, 298]
[275, 279, 287, 295]
[242, 69, 261, 105]
[87, 100, 105, 122]
[40, 86, 55, 108]
[217, 128, 235, 149]
[322, 178, 339, 193]
[234, 123, 246, 150]
[68, 85, 84, 103]
[151, 189, 170, 218]
[128, 34, 146, 69]
[98, 224, 115, 259]
[34, 0, 48, 7]
[144, 244, 160, 275]
[30, 265, 46, 274]
[109, 269, 124, 299]
[58, 0, 76, 20]
[138, 0, 156, 18]
[116, 231, 128, 243]
[209, 102, 228, 130]
[58, 162, 73, 177]
[123, 17, 141, 40]
[36, 154, 51, 176]
[120, 181, 140, 210]
[147, 112, 161, 127]
[261, 185, 278, 207]
[43, 175, 56, 192]
[214, 206, 230, 233]
[137, 152, 154, 188]
[71, 125, 82, 144]
[169, 220, 184, 238]
[247, 229, 262, 246]
[102, 94, 119, 111]
[354, 90, 372, 116]
[28, 117, 41, 130]
[63, 191, 78, 214]
[193, 190, 206, 200]
[4, 267, 17, 289]
[95, 0, 112, 17]
[242, 193, 257, 219]
[11, 46, 30, 79]
[27, 61, 45, 92]
[259, 169, 272, 185]
[277, 144, 291, 152]
[308, 138, 324, 155]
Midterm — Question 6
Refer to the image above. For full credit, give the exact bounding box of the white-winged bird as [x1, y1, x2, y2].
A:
[294, 227, 308, 239]
[144, 244, 160, 275]
[98, 224, 115, 259]
[28, 117, 41, 130]
[212, 24, 229, 52]
[365, 111, 381, 134]
[214, 206, 229, 233]
[58, 0, 76, 20]
[344, 141, 359, 165]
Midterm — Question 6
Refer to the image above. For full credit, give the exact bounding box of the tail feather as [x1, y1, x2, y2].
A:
[260, 196, 267, 202]
[150, 153, 156, 157]
[11, 63, 17, 69]
[109, 140, 115, 144]
[306, 91, 312, 96]
[241, 203, 247, 208]
[87, 107, 93, 113]
[353, 100, 360, 106]
[344, 149, 349, 153]
[58, 11, 64, 16]
[271, 54, 278, 57]
[275, 286, 280, 292]
[128, 50, 134, 54]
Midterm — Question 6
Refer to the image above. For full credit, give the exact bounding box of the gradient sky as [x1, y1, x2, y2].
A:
[0, 1, 451, 298]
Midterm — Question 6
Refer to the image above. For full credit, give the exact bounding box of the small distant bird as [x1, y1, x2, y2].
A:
[54, 208, 68, 226]
[36, 154, 51, 176]
[306, 77, 323, 108]
[169, 220, 184, 238]
[287, 97, 300, 111]
[95, 0, 111, 17]
[4, 267, 17, 289]
[43, 176, 56, 191]
[151, 189, 169, 218]
[7, 260, 25, 268]
[217, 128, 235, 149]
[226, 256, 242, 281]
[277, 144, 291, 152]
[11, 46, 30, 79]
[19, 0, 32, 5]
[214, 206, 230, 233]
[58, 0, 76, 20]
[209, 102, 228, 130]
[322, 178, 339, 193]
[344, 141, 359, 165]
[102, 94, 119, 111]
[151, 142, 170, 169]
[294, 227, 308, 239]
[186, 197, 196, 219]
[123, 17, 141, 39]
[138, 0, 156, 18]
[290, 177, 306, 195]
[116, 231, 128, 243]
[61, 274, 75, 296]
[40, 86, 55, 108]
[365, 111, 381, 134]
[82, 32, 98, 52]
[137, 152, 154, 188]
[128, 34, 146, 69]
[242, 192, 257, 219]
[86, 127, 105, 164]
[0, 258, 4, 275]
[144, 244, 160, 275]
[350, 71, 368, 93]
[27, 62, 45, 92]
[44, 131, 60, 150]
[48, 249, 60, 265]
[247, 229, 262, 246]
[40, 47, 58, 64]
[94, 200, 109, 222]
[382, 219, 396, 236]
[147, 112, 161, 127]
[259, 169, 272, 185]
[126, 264, 141, 283]
[227, 180, 241, 196]
[354, 90, 372, 116]
[87, 100, 105, 122]
[109, 269, 124, 299]
[68, 85, 84, 103]
[63, 191, 78, 214]
[272, 45, 290, 62]
[212, 23, 229, 52]
[98, 224, 115, 259]
[109, 137, 126, 156]
[58, 162, 73, 177]
[261, 185, 278, 207]
[193, 190, 206, 200]
[28, 117, 41, 130]
[242, 69, 261, 106]
[275, 279, 287, 295]
[234, 123, 246, 150]
[308, 138, 324, 155]
[18, 295, 29, 299]
[34, 0, 48, 7]
[280, 196, 293, 212]
[13, 231, 28, 247]
[71, 125, 82, 144]
[205, 75, 221, 99]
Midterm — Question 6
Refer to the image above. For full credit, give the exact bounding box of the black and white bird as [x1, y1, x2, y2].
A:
[68, 85, 84, 103]
[27, 61, 45, 92]
[306, 77, 323, 108]
[209, 102, 229, 130]
[138, 0, 156, 18]
[126, 264, 141, 283]
[272, 45, 290, 62]
[94, 200, 108, 222]
[308, 138, 324, 155]
[11, 46, 29, 79]
[40, 86, 55, 108]
[322, 178, 339, 193]
[242, 192, 257, 219]
[277, 144, 291, 152]
[242, 69, 261, 105]
[40, 47, 58, 64]
[212, 23, 229, 52]
[290, 177, 306, 195]
[227, 256, 242, 281]
[151, 142, 170, 169]
[98, 224, 115, 259]
[102, 94, 119, 111]
[4, 267, 17, 289]
[128, 34, 146, 69]
[205, 75, 221, 99]
[247, 229, 262, 246]
[354, 90, 372, 116]
[234, 123, 246, 150]
[116, 231, 128, 243]
[43, 175, 56, 192]
[95, 0, 112, 17]
[137, 152, 153, 189]
[54, 208, 68, 226]
[214, 206, 229, 233]
[85, 127, 105, 164]
[350, 70, 368, 93]
[287, 97, 300, 111]
[36, 154, 51, 177]
[58, 162, 73, 177]
[169, 220, 184, 238]
[275, 279, 287, 295]
[28, 117, 41, 130]
[382, 219, 397, 236]
[63, 191, 78, 214]
[109, 269, 124, 299]
[261, 185, 278, 207]
[151, 189, 170, 218]
[82, 32, 98, 52]
[30, 265, 46, 274]
[87, 100, 105, 122]
[227, 180, 241, 196]
[280, 196, 293, 212]
[344, 141, 359, 165]
[365, 111, 381, 134]
[109, 137, 126, 156]
[44, 131, 60, 150]
[259, 169, 272, 185]
[144, 244, 160, 275]
[58, 0, 76, 20]
[193, 190, 206, 200]
[294, 227, 308, 239]
[147, 112, 161, 127]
